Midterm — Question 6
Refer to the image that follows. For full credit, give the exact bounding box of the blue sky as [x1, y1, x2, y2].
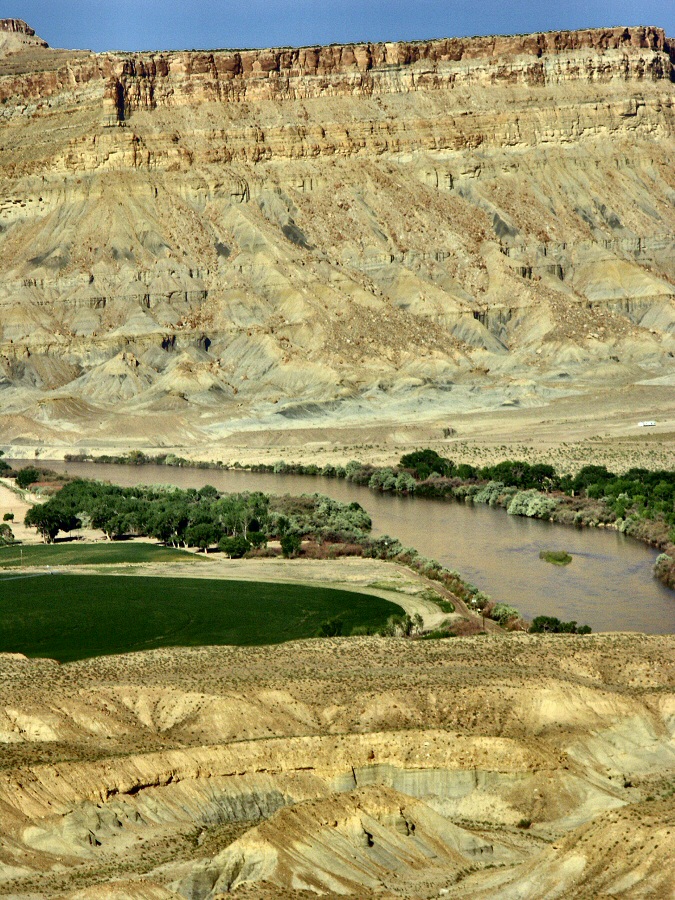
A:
[4, 1, 673, 52]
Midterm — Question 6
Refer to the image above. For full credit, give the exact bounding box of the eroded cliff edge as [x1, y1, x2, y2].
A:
[0, 25, 673, 448]
[0, 635, 673, 898]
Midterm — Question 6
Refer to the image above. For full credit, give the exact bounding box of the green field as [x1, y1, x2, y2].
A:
[0, 574, 402, 662]
[0, 543, 199, 568]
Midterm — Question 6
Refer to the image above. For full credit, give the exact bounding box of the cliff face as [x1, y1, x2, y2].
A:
[0, 19, 42, 37]
[103, 26, 673, 115]
[0, 18, 48, 55]
[0, 25, 674, 448]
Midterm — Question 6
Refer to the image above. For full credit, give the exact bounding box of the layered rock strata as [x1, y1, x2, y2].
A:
[0, 634, 673, 897]
[0, 19, 48, 55]
[0, 24, 673, 446]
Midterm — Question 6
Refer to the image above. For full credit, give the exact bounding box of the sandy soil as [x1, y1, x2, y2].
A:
[0, 632, 672, 898]
[21, 383, 675, 474]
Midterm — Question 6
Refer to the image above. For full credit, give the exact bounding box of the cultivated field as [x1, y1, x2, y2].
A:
[0, 542, 199, 567]
[0, 572, 401, 662]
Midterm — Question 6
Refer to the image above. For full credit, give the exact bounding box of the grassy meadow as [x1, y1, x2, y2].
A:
[0, 574, 401, 662]
[0, 543, 198, 567]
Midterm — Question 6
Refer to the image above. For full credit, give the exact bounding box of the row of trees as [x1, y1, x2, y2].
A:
[22, 478, 372, 552]
[55, 448, 675, 529]
[54, 443, 675, 522]
[262, 451, 674, 525]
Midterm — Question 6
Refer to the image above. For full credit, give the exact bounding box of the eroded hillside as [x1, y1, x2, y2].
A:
[0, 634, 673, 898]
[0, 23, 674, 449]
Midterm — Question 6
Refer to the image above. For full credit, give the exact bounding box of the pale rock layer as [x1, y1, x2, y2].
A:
[0, 24, 673, 446]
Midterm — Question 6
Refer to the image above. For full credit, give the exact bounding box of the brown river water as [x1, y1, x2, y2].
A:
[18, 460, 675, 635]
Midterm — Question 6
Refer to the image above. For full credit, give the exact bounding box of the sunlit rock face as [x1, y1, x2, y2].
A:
[0, 636, 674, 898]
[0, 24, 674, 447]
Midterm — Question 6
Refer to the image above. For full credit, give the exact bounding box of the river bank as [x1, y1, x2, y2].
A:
[47, 450, 675, 594]
[9, 459, 674, 634]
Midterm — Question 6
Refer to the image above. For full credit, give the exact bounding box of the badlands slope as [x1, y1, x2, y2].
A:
[0, 634, 673, 898]
[0, 21, 674, 453]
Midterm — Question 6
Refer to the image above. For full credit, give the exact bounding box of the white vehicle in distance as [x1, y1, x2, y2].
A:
[638, 421, 656, 427]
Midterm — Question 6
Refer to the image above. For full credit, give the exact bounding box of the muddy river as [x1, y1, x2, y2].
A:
[19, 460, 675, 634]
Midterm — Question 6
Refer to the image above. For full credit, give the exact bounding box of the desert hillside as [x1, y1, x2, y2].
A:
[0, 23, 674, 451]
[0, 634, 673, 898]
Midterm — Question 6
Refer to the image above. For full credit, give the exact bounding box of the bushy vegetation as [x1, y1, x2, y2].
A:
[540, 550, 573, 566]
[473, 481, 513, 506]
[16, 466, 42, 488]
[398, 449, 454, 480]
[529, 616, 592, 634]
[4, 464, 70, 493]
[654, 553, 675, 589]
[507, 490, 558, 519]
[233, 452, 675, 590]
[22, 479, 372, 551]
[64, 449, 675, 539]
[377, 612, 424, 637]
[490, 603, 521, 626]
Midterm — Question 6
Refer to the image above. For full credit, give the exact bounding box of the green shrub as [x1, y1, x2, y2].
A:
[530, 616, 591, 634]
[539, 550, 573, 566]
[317, 617, 344, 637]
[280, 533, 301, 558]
[507, 490, 557, 519]
[420, 627, 456, 640]
[368, 468, 397, 491]
[350, 624, 377, 636]
[378, 613, 414, 637]
[490, 603, 521, 625]
[473, 481, 507, 506]
[219, 535, 251, 558]
[345, 460, 365, 480]
[654, 553, 675, 589]
[399, 450, 453, 480]
[16, 467, 42, 489]
[394, 472, 417, 493]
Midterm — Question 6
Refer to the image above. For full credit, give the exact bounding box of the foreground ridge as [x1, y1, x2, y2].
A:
[0, 634, 673, 897]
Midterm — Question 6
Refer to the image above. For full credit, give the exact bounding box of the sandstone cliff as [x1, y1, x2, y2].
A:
[0, 19, 48, 56]
[0, 24, 673, 448]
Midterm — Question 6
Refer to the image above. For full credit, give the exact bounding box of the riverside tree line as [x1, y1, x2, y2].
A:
[13, 470, 593, 635]
[23, 479, 372, 556]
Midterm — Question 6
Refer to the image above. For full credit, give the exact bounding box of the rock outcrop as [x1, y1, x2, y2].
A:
[0, 634, 673, 897]
[0, 19, 48, 56]
[0, 24, 673, 448]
